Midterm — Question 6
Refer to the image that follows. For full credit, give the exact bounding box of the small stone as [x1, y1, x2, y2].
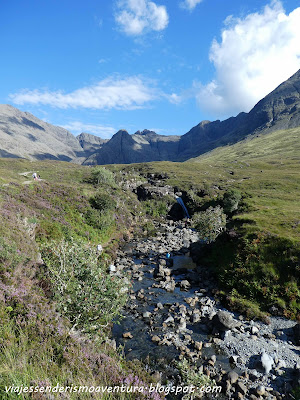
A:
[256, 385, 266, 396]
[237, 381, 247, 395]
[227, 371, 239, 384]
[251, 326, 259, 335]
[123, 332, 133, 339]
[180, 280, 191, 291]
[109, 264, 116, 273]
[210, 355, 217, 363]
[229, 355, 238, 365]
[151, 335, 160, 343]
[194, 341, 203, 351]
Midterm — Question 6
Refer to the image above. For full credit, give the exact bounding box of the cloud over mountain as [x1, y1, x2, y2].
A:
[10, 76, 158, 110]
[196, 0, 300, 117]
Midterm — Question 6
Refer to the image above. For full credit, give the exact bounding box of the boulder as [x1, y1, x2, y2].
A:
[260, 352, 274, 374]
[212, 310, 237, 331]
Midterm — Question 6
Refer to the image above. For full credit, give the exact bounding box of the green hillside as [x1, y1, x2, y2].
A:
[189, 127, 300, 241]
[0, 160, 157, 399]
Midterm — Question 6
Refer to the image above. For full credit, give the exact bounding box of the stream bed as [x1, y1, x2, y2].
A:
[111, 220, 300, 399]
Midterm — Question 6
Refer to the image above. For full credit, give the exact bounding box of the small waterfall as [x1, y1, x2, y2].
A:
[175, 196, 190, 219]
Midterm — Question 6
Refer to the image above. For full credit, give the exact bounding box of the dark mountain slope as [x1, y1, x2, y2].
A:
[177, 69, 300, 160]
[77, 132, 108, 157]
[83, 129, 180, 165]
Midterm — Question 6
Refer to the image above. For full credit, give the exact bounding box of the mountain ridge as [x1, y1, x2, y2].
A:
[1, 69, 300, 164]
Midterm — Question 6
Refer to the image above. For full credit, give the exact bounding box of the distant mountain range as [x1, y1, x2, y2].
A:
[1, 69, 300, 164]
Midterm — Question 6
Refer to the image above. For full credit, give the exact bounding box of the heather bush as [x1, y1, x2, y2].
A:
[223, 188, 241, 213]
[0, 238, 25, 276]
[41, 238, 128, 332]
[193, 206, 226, 243]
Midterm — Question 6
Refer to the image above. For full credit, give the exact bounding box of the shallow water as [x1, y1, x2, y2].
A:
[112, 253, 234, 373]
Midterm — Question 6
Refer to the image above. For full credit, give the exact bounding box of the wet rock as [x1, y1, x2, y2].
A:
[180, 280, 191, 291]
[143, 311, 151, 319]
[164, 280, 176, 292]
[164, 315, 174, 324]
[151, 335, 160, 343]
[123, 332, 133, 339]
[178, 318, 187, 331]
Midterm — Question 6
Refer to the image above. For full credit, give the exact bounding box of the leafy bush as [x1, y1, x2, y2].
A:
[89, 167, 115, 186]
[89, 191, 116, 213]
[177, 358, 217, 399]
[223, 188, 242, 213]
[41, 239, 128, 333]
[193, 206, 226, 243]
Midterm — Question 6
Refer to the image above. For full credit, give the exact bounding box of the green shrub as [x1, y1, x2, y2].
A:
[176, 358, 217, 399]
[85, 208, 115, 234]
[89, 191, 116, 213]
[193, 206, 226, 243]
[41, 239, 128, 333]
[223, 188, 242, 213]
[89, 167, 115, 186]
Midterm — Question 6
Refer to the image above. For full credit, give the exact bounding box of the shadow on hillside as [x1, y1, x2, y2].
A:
[0, 149, 22, 158]
[33, 153, 73, 162]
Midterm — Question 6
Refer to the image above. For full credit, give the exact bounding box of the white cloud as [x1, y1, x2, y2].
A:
[62, 122, 116, 139]
[9, 76, 158, 110]
[196, 0, 300, 117]
[180, 0, 203, 11]
[166, 93, 182, 104]
[115, 0, 169, 36]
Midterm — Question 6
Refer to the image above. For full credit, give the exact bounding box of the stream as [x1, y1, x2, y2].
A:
[111, 220, 300, 399]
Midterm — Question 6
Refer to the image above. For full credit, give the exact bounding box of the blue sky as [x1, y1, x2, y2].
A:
[1, 0, 300, 138]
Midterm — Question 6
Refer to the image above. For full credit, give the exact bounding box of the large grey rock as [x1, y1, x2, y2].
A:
[212, 310, 237, 331]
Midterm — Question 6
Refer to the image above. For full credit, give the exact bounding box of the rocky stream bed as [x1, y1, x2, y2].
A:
[110, 220, 300, 399]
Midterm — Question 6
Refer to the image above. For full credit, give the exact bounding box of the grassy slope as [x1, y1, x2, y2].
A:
[0, 160, 158, 399]
[190, 127, 300, 241]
